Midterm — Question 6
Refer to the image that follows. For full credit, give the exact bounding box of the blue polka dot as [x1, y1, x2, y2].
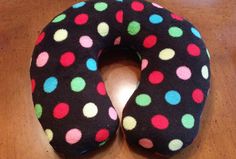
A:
[43, 77, 58, 93]
[72, 2, 86, 9]
[191, 27, 201, 38]
[86, 58, 97, 71]
[165, 90, 181, 105]
[149, 14, 163, 24]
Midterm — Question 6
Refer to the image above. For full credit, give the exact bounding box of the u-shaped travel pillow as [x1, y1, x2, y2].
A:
[30, 0, 210, 157]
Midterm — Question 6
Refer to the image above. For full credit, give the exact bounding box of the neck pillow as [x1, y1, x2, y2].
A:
[30, 0, 210, 157]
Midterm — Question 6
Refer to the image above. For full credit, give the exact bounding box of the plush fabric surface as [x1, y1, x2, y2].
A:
[30, 0, 210, 157]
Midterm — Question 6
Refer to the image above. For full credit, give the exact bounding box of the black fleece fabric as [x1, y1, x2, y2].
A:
[30, 0, 210, 157]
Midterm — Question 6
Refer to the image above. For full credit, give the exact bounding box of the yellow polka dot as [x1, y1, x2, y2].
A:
[97, 22, 109, 37]
[53, 29, 68, 42]
[123, 116, 137, 130]
[159, 48, 175, 60]
[45, 129, 53, 142]
[83, 103, 98, 118]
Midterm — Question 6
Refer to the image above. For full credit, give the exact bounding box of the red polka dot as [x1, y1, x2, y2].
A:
[116, 10, 123, 23]
[143, 35, 157, 48]
[35, 32, 45, 45]
[95, 129, 110, 142]
[74, 14, 89, 25]
[151, 114, 169, 130]
[31, 79, 36, 93]
[97, 82, 106, 95]
[171, 13, 183, 21]
[53, 103, 70, 119]
[187, 44, 201, 56]
[192, 89, 204, 104]
[131, 1, 144, 12]
[60, 52, 75, 67]
[148, 71, 164, 84]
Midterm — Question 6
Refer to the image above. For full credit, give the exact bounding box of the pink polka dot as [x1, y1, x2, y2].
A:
[97, 82, 106, 95]
[109, 107, 118, 120]
[79, 36, 93, 48]
[139, 138, 154, 149]
[35, 32, 45, 45]
[171, 13, 183, 21]
[141, 59, 148, 71]
[192, 89, 204, 104]
[131, 1, 144, 12]
[95, 129, 110, 142]
[151, 114, 169, 130]
[53, 103, 70, 119]
[74, 13, 89, 25]
[148, 71, 164, 84]
[152, 2, 163, 8]
[115, 10, 123, 23]
[31, 79, 36, 93]
[176, 66, 192, 80]
[60, 52, 75, 67]
[36, 52, 49, 67]
[143, 35, 157, 48]
[187, 43, 201, 56]
[65, 128, 82, 144]
[114, 36, 121, 45]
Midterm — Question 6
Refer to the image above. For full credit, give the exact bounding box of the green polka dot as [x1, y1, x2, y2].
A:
[35, 104, 43, 119]
[127, 21, 141, 36]
[168, 26, 183, 37]
[99, 140, 107, 147]
[206, 48, 210, 59]
[52, 14, 66, 23]
[71, 77, 86, 92]
[181, 114, 195, 129]
[94, 2, 108, 11]
[135, 94, 151, 107]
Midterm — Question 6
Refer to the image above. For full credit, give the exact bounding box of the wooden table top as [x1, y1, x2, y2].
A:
[0, 0, 235, 159]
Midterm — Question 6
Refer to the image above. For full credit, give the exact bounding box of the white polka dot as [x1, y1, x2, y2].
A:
[79, 36, 93, 48]
[201, 65, 209, 79]
[159, 48, 175, 61]
[123, 116, 137, 130]
[53, 29, 68, 42]
[168, 139, 183, 151]
[97, 22, 109, 37]
[83, 102, 98, 118]
[36, 52, 49, 67]
[45, 129, 53, 142]
[176, 66, 192, 80]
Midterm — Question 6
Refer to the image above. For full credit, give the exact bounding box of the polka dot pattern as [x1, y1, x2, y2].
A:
[30, 0, 210, 156]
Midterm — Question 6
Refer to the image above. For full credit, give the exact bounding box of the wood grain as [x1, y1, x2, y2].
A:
[0, 0, 235, 159]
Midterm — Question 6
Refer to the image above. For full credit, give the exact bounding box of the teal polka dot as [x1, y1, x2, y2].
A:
[43, 77, 58, 93]
[165, 90, 181, 105]
[35, 104, 43, 119]
[127, 21, 141, 36]
[116, 0, 123, 2]
[168, 26, 183, 38]
[94, 2, 108, 11]
[135, 94, 152, 107]
[181, 114, 195, 129]
[149, 14, 163, 24]
[86, 58, 97, 71]
[191, 27, 201, 38]
[72, 2, 86, 9]
[52, 14, 66, 23]
[71, 77, 86, 92]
